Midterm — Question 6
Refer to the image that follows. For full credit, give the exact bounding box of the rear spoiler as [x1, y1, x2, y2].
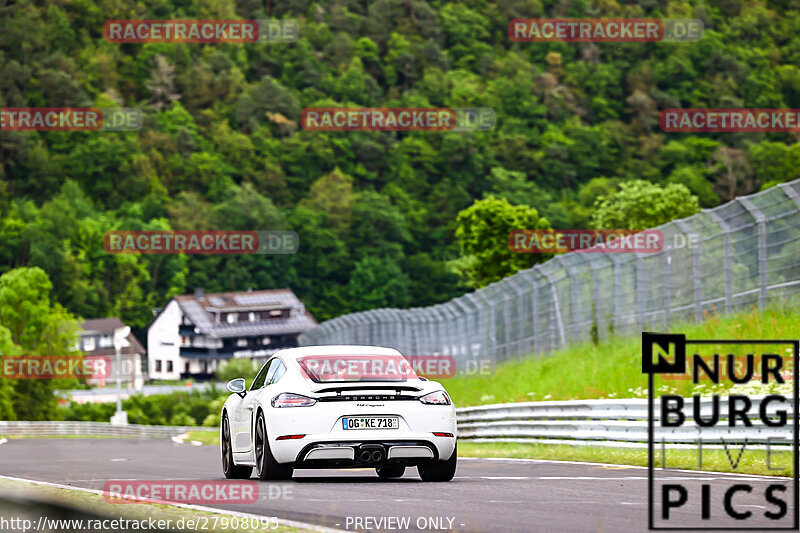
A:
[313, 384, 424, 394]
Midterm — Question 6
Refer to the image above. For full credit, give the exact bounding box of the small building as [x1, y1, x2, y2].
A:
[79, 317, 145, 389]
[147, 288, 316, 380]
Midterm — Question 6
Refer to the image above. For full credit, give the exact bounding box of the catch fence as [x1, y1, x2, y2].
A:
[300, 180, 800, 369]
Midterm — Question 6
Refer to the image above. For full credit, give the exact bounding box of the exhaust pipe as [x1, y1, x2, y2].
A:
[358, 447, 384, 463]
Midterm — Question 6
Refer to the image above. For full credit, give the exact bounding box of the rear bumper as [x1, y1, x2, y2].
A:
[291, 439, 453, 468]
[265, 400, 456, 465]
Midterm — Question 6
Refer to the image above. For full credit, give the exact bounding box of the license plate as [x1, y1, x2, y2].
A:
[342, 416, 399, 430]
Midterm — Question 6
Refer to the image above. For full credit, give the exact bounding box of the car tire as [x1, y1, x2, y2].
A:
[255, 411, 293, 481]
[417, 443, 457, 482]
[221, 414, 252, 479]
[376, 465, 406, 479]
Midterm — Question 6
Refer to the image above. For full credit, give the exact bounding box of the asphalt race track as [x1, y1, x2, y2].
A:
[0, 438, 792, 532]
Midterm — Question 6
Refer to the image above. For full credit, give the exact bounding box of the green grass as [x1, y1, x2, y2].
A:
[0, 477, 305, 532]
[149, 379, 197, 386]
[438, 305, 800, 406]
[458, 442, 793, 477]
[187, 430, 218, 445]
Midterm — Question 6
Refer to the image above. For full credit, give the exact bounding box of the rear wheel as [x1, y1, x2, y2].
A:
[376, 465, 406, 479]
[221, 414, 252, 479]
[417, 444, 457, 482]
[255, 411, 293, 481]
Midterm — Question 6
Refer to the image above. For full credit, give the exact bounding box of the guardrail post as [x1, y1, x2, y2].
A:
[556, 257, 581, 342]
[608, 255, 623, 335]
[473, 291, 496, 363]
[739, 197, 768, 308]
[496, 285, 514, 360]
[450, 298, 471, 361]
[664, 248, 671, 329]
[674, 220, 702, 321]
[531, 270, 539, 355]
[636, 255, 646, 329]
[705, 210, 732, 313]
[519, 269, 539, 356]
[586, 256, 602, 339]
[539, 268, 565, 349]
[570, 269, 580, 340]
[430, 306, 446, 355]
[465, 293, 489, 363]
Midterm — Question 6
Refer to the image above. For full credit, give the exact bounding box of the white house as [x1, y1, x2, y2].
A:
[147, 288, 316, 380]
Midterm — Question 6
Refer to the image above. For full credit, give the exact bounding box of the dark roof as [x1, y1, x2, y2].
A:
[174, 289, 316, 339]
[81, 317, 126, 333]
[80, 317, 145, 355]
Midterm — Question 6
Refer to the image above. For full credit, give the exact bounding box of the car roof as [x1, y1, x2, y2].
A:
[274, 345, 403, 361]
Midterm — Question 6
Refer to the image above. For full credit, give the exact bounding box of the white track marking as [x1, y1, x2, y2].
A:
[458, 457, 789, 480]
[0, 474, 347, 533]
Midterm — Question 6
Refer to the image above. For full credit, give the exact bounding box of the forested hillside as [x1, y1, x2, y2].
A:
[2, 0, 800, 329]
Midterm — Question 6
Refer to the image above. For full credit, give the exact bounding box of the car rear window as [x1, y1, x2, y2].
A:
[297, 354, 418, 383]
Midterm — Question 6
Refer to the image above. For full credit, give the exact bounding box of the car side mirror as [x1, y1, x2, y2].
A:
[227, 378, 247, 398]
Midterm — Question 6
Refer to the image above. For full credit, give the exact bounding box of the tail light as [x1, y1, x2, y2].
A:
[419, 390, 451, 405]
[276, 434, 306, 440]
[271, 393, 317, 407]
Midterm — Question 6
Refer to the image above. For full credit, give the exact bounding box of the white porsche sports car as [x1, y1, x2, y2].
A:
[220, 345, 457, 481]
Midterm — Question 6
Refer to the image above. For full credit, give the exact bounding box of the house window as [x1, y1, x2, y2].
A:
[237, 338, 248, 347]
[270, 309, 283, 317]
[83, 336, 96, 352]
[167, 361, 173, 372]
[185, 362, 190, 373]
[99, 335, 113, 348]
[226, 313, 238, 324]
[248, 312, 256, 322]
[262, 337, 271, 345]
[155, 360, 162, 372]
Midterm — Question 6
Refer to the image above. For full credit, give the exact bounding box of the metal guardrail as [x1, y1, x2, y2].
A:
[56, 382, 222, 404]
[0, 421, 216, 438]
[2, 396, 793, 449]
[456, 397, 795, 448]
